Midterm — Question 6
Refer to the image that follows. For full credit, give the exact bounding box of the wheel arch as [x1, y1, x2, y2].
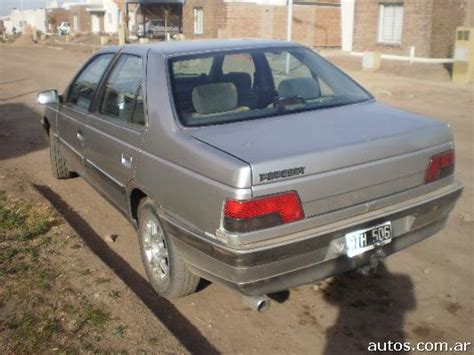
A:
[129, 187, 148, 224]
[41, 116, 51, 137]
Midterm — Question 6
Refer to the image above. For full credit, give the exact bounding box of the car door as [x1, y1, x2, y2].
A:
[84, 52, 146, 212]
[57, 53, 115, 175]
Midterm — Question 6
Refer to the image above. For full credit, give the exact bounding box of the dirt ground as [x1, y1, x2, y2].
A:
[0, 175, 187, 354]
[0, 42, 473, 354]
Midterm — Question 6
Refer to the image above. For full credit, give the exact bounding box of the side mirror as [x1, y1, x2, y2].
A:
[37, 89, 60, 105]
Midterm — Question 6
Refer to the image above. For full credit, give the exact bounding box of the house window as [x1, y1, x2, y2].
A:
[194, 8, 203, 35]
[378, 3, 404, 44]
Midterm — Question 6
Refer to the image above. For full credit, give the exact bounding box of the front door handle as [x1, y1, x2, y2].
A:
[121, 153, 133, 169]
[76, 130, 84, 142]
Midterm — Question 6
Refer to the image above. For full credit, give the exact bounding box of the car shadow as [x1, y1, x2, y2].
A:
[0, 103, 48, 161]
[33, 184, 220, 355]
[322, 263, 415, 354]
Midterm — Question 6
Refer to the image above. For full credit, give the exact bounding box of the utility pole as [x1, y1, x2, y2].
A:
[286, 0, 293, 73]
[286, 0, 293, 42]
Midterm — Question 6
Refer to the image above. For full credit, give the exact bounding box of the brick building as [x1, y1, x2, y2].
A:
[66, 5, 97, 34]
[352, 0, 471, 58]
[118, 0, 341, 47]
[66, 0, 120, 35]
[182, 0, 341, 48]
[46, 8, 69, 33]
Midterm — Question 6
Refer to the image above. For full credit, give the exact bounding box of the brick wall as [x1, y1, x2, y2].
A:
[182, 0, 226, 39]
[216, 4, 277, 39]
[46, 8, 69, 33]
[430, 0, 468, 58]
[313, 6, 341, 47]
[353, 0, 434, 57]
[68, 6, 93, 34]
[353, 0, 469, 58]
[183, 1, 341, 48]
[465, 0, 474, 26]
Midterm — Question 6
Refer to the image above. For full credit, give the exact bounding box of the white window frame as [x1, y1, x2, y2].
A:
[377, 3, 404, 45]
[194, 7, 203, 35]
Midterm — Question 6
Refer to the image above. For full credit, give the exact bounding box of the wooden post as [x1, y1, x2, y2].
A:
[119, 22, 126, 45]
[100, 36, 109, 46]
[362, 51, 381, 71]
[32, 26, 38, 42]
[453, 27, 474, 84]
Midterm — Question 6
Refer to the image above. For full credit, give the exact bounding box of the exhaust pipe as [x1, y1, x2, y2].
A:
[357, 248, 386, 276]
[243, 295, 271, 312]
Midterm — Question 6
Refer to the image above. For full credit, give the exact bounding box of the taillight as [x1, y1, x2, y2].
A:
[223, 191, 304, 233]
[424, 150, 455, 184]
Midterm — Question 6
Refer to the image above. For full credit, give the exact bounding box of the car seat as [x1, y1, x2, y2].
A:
[191, 82, 249, 118]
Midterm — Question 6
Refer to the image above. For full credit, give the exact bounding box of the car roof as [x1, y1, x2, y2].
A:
[94, 39, 304, 58]
[132, 38, 302, 56]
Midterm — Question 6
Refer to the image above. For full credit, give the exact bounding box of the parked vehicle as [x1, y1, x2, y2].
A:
[37, 40, 462, 311]
[141, 19, 180, 39]
[57, 22, 70, 35]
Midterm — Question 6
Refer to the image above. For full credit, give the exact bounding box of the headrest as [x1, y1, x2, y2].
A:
[278, 77, 321, 100]
[192, 82, 238, 114]
[224, 72, 252, 91]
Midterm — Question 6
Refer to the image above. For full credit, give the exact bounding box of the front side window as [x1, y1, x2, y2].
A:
[194, 8, 203, 35]
[378, 3, 404, 44]
[169, 47, 372, 127]
[97, 54, 144, 126]
[67, 54, 114, 110]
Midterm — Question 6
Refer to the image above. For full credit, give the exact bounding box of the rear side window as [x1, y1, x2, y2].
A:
[67, 54, 113, 110]
[172, 57, 213, 76]
[97, 54, 144, 126]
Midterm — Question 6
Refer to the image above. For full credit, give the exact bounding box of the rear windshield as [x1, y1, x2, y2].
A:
[169, 47, 372, 127]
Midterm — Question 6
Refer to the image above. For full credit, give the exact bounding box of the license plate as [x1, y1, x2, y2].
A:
[345, 222, 392, 257]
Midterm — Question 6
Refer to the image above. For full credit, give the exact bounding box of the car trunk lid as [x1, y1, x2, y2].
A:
[190, 102, 453, 217]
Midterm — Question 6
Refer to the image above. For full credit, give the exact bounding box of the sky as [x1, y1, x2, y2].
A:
[0, 0, 83, 17]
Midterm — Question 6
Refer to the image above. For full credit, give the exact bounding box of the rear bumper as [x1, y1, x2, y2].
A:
[163, 181, 463, 296]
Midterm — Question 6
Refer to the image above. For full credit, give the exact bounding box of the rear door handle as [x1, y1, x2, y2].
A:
[76, 130, 84, 142]
[121, 153, 133, 169]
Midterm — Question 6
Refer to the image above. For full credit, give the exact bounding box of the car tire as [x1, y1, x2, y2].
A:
[49, 132, 72, 179]
[137, 198, 200, 299]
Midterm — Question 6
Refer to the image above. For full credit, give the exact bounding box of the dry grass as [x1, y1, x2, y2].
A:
[0, 193, 115, 353]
